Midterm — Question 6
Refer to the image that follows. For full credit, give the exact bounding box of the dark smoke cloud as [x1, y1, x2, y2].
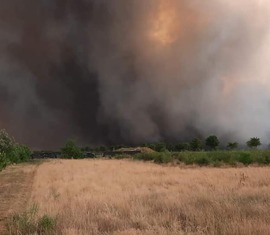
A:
[0, 0, 270, 148]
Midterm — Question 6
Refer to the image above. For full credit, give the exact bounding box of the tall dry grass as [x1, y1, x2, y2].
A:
[30, 159, 270, 235]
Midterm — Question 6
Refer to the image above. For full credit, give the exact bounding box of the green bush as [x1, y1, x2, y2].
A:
[61, 140, 83, 159]
[238, 153, 253, 165]
[153, 152, 173, 164]
[0, 130, 31, 171]
[0, 152, 10, 170]
[195, 156, 210, 166]
[134, 153, 156, 161]
[9, 144, 31, 163]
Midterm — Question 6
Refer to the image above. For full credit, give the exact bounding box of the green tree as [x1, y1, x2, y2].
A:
[61, 140, 83, 159]
[227, 142, 238, 150]
[0, 129, 15, 154]
[175, 142, 190, 152]
[247, 137, 261, 149]
[154, 143, 167, 152]
[205, 135, 219, 150]
[190, 138, 203, 151]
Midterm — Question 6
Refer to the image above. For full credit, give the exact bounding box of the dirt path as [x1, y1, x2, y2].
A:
[0, 163, 39, 233]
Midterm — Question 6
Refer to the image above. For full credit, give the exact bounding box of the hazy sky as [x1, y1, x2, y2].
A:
[0, 0, 269, 148]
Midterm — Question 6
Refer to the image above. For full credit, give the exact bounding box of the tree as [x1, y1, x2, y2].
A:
[205, 135, 219, 150]
[175, 142, 190, 152]
[0, 129, 15, 154]
[190, 138, 203, 151]
[227, 142, 238, 150]
[247, 137, 261, 149]
[61, 140, 83, 159]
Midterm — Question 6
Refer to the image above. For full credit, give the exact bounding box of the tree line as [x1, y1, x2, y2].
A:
[79, 136, 263, 153]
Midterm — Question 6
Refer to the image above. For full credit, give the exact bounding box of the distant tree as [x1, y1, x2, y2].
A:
[166, 143, 176, 152]
[0, 129, 15, 154]
[190, 138, 203, 151]
[154, 143, 167, 152]
[175, 142, 190, 152]
[227, 142, 239, 150]
[61, 140, 83, 159]
[205, 135, 219, 150]
[247, 137, 261, 149]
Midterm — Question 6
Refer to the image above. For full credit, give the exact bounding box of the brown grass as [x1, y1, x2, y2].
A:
[0, 163, 38, 233]
[29, 159, 270, 235]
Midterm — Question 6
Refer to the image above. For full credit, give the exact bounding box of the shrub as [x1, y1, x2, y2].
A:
[195, 156, 210, 166]
[153, 152, 173, 164]
[238, 153, 253, 165]
[154, 143, 167, 152]
[190, 138, 203, 151]
[0, 152, 10, 170]
[61, 140, 83, 159]
[9, 144, 31, 163]
[134, 153, 156, 161]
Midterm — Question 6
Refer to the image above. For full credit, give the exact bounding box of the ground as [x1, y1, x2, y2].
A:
[0, 163, 38, 233]
[1, 159, 270, 234]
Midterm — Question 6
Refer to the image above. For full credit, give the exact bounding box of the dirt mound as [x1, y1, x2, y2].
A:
[117, 147, 155, 153]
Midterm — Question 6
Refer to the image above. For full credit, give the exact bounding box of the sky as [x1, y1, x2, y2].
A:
[0, 0, 269, 148]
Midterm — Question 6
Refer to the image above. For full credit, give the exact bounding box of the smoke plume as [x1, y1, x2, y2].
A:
[0, 0, 270, 148]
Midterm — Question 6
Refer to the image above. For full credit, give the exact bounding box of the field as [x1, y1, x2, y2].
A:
[1, 159, 270, 234]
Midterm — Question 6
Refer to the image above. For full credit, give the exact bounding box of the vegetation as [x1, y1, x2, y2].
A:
[247, 137, 261, 149]
[190, 138, 203, 151]
[227, 142, 239, 150]
[61, 139, 83, 159]
[27, 160, 270, 235]
[0, 129, 31, 171]
[7, 204, 56, 235]
[205, 135, 220, 150]
[134, 150, 270, 166]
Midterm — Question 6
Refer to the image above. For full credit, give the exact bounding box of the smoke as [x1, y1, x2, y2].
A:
[0, 0, 270, 148]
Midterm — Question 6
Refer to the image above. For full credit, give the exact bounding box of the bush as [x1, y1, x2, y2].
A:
[0, 130, 31, 171]
[190, 138, 203, 151]
[238, 153, 253, 165]
[61, 140, 83, 159]
[9, 144, 31, 163]
[195, 156, 210, 166]
[0, 152, 10, 170]
[153, 153, 173, 164]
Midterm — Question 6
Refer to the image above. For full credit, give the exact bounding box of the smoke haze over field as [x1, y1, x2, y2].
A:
[0, 0, 270, 148]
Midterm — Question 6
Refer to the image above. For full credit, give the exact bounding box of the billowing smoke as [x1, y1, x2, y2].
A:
[0, 0, 270, 148]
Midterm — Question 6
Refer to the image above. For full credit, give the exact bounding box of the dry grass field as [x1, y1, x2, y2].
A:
[19, 159, 270, 235]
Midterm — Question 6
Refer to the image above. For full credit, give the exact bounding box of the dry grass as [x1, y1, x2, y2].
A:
[0, 163, 38, 233]
[29, 159, 270, 235]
